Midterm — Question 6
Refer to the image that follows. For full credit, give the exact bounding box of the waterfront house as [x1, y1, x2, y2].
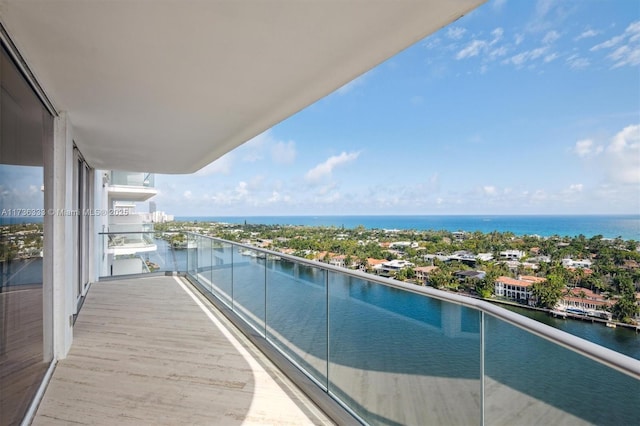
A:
[454, 270, 486, 281]
[449, 250, 478, 266]
[476, 252, 494, 262]
[558, 287, 614, 314]
[363, 257, 387, 273]
[562, 258, 593, 269]
[500, 249, 525, 260]
[329, 254, 347, 268]
[494, 276, 535, 305]
[414, 265, 438, 285]
[377, 259, 415, 277]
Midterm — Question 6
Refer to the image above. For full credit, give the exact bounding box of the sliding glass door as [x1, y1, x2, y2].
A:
[0, 42, 54, 425]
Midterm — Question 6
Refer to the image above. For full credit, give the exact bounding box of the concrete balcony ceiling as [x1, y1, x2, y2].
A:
[0, 0, 484, 173]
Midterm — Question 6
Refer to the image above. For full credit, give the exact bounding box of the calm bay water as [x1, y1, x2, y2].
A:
[178, 214, 640, 240]
[502, 304, 640, 360]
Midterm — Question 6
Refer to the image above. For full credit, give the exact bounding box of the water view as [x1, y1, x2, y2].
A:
[178, 214, 640, 241]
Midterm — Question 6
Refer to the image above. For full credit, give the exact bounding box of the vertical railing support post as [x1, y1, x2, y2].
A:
[480, 311, 485, 426]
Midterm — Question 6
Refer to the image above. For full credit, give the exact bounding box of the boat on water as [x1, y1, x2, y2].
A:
[606, 322, 617, 328]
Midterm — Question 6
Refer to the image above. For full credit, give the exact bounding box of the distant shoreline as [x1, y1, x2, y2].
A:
[174, 214, 640, 241]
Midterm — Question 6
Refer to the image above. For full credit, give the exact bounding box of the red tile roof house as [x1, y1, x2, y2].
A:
[494, 276, 537, 306]
[414, 266, 438, 285]
[558, 287, 614, 314]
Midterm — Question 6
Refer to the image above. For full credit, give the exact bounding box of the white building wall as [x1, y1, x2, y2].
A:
[44, 111, 75, 358]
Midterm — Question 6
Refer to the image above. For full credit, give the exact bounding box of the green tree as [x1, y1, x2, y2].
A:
[612, 275, 639, 323]
[531, 274, 565, 309]
[428, 269, 449, 289]
[476, 271, 498, 299]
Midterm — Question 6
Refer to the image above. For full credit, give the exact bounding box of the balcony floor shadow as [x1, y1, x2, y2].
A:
[33, 276, 333, 425]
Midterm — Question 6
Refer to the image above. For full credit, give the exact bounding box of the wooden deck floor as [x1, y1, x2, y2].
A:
[33, 276, 333, 425]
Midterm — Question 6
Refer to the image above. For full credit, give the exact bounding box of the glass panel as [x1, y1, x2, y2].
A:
[195, 235, 212, 292]
[266, 258, 327, 386]
[0, 43, 52, 425]
[484, 315, 640, 425]
[110, 171, 154, 187]
[232, 245, 265, 335]
[328, 273, 481, 425]
[210, 239, 233, 307]
[187, 233, 197, 277]
[152, 231, 187, 273]
[98, 231, 187, 277]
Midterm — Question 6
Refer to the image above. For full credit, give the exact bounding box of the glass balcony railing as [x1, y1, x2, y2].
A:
[98, 231, 187, 278]
[182, 233, 640, 426]
[107, 223, 154, 234]
[109, 171, 155, 187]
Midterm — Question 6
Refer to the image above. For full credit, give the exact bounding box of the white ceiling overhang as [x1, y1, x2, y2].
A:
[0, 0, 484, 174]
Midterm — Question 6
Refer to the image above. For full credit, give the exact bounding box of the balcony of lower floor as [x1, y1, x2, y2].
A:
[33, 275, 339, 425]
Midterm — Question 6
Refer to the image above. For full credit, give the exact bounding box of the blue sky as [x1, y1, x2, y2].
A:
[154, 0, 639, 217]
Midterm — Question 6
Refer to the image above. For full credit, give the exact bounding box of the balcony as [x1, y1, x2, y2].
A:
[33, 275, 336, 425]
[110, 171, 155, 187]
[107, 171, 157, 202]
[70, 232, 640, 424]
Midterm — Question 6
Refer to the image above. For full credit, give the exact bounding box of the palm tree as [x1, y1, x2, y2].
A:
[578, 290, 587, 310]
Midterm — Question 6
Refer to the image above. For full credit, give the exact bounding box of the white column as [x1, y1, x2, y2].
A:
[44, 111, 75, 358]
[94, 169, 110, 278]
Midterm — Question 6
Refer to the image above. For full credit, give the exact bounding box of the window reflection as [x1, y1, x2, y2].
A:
[0, 43, 52, 425]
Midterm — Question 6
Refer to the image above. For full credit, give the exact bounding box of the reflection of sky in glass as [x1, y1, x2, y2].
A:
[0, 164, 43, 211]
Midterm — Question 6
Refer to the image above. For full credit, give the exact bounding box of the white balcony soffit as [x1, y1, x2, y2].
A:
[107, 185, 158, 202]
[0, 0, 485, 173]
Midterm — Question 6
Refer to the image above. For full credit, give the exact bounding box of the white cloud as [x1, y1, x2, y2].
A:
[535, 0, 554, 20]
[241, 132, 269, 162]
[503, 46, 548, 67]
[604, 124, 640, 185]
[305, 151, 360, 183]
[195, 152, 234, 176]
[542, 30, 560, 44]
[544, 52, 559, 63]
[271, 141, 296, 164]
[529, 47, 548, 59]
[267, 191, 290, 204]
[574, 124, 640, 186]
[447, 26, 467, 40]
[574, 28, 600, 41]
[568, 184, 584, 192]
[608, 44, 640, 68]
[492, 0, 507, 11]
[489, 46, 508, 60]
[514, 34, 525, 45]
[183, 190, 192, 200]
[336, 72, 369, 95]
[566, 54, 590, 69]
[483, 186, 497, 196]
[490, 28, 504, 45]
[423, 36, 441, 50]
[573, 139, 602, 157]
[628, 21, 640, 42]
[456, 40, 487, 59]
[235, 181, 249, 197]
[591, 35, 625, 51]
[589, 21, 640, 68]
